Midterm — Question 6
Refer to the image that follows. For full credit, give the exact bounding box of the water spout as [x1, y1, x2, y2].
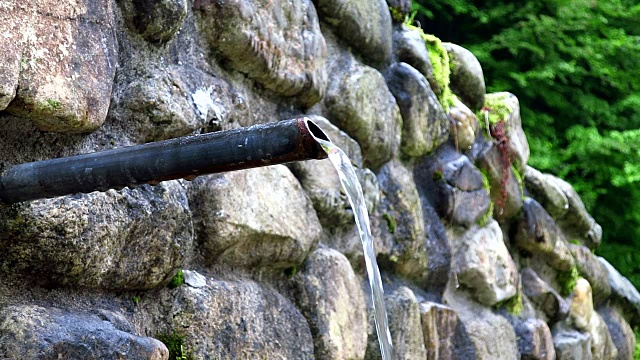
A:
[0, 118, 327, 204]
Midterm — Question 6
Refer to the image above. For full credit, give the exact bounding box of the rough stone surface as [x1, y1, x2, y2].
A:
[365, 286, 427, 360]
[118, 0, 187, 43]
[385, 62, 449, 157]
[569, 243, 612, 304]
[493, 92, 530, 172]
[599, 307, 636, 360]
[316, 0, 392, 65]
[420, 301, 459, 360]
[376, 161, 428, 280]
[0, 181, 193, 290]
[189, 165, 322, 268]
[521, 268, 570, 323]
[553, 326, 593, 360]
[473, 138, 524, 221]
[294, 248, 367, 360]
[1, 0, 117, 133]
[598, 257, 640, 324]
[0, 305, 168, 359]
[515, 198, 575, 272]
[554, 176, 603, 249]
[443, 43, 485, 111]
[162, 279, 315, 359]
[525, 166, 570, 219]
[325, 61, 402, 169]
[514, 318, 556, 360]
[450, 97, 479, 151]
[452, 220, 519, 306]
[386, 0, 412, 22]
[196, 0, 327, 106]
[392, 25, 437, 94]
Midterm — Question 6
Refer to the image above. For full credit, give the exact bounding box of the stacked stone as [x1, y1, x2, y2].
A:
[0, 0, 637, 359]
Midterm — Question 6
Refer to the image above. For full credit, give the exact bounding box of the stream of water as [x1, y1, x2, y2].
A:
[314, 137, 395, 360]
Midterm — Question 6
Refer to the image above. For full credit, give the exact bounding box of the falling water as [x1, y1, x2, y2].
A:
[312, 136, 395, 360]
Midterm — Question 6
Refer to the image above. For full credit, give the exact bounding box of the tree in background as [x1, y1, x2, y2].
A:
[411, 0, 640, 287]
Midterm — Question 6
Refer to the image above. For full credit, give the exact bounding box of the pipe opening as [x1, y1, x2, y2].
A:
[304, 118, 331, 142]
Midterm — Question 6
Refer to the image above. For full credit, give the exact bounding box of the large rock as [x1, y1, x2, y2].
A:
[164, 279, 315, 359]
[552, 326, 593, 360]
[452, 220, 519, 306]
[195, 0, 327, 106]
[365, 286, 427, 359]
[0, 181, 192, 290]
[524, 166, 570, 219]
[294, 248, 368, 360]
[420, 302, 460, 360]
[598, 257, 640, 324]
[514, 198, 575, 272]
[386, 0, 411, 22]
[118, 0, 187, 43]
[376, 161, 427, 280]
[599, 306, 636, 360]
[521, 268, 570, 323]
[392, 26, 437, 94]
[325, 62, 402, 169]
[473, 138, 524, 221]
[385, 62, 449, 157]
[189, 165, 322, 268]
[513, 318, 555, 360]
[554, 176, 603, 249]
[0, 305, 168, 359]
[1, 0, 117, 133]
[316, 0, 392, 65]
[443, 43, 485, 111]
[449, 97, 479, 151]
[569, 243, 612, 304]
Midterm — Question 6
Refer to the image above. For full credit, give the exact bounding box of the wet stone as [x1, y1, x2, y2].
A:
[1, 0, 117, 133]
[196, 0, 327, 106]
[118, 0, 187, 43]
[385, 62, 449, 158]
[0, 305, 168, 359]
[443, 43, 486, 111]
[189, 165, 322, 268]
[325, 62, 402, 169]
[294, 248, 367, 360]
[392, 25, 437, 94]
[316, 0, 392, 65]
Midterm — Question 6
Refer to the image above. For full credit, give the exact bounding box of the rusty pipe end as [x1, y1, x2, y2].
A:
[298, 117, 330, 160]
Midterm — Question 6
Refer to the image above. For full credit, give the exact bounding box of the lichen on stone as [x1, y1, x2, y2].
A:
[477, 92, 513, 129]
[557, 265, 580, 296]
[383, 213, 397, 234]
[495, 292, 523, 316]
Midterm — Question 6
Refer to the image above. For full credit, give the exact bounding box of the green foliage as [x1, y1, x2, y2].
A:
[132, 296, 140, 304]
[157, 332, 194, 360]
[169, 269, 184, 289]
[635, 331, 640, 359]
[557, 266, 580, 296]
[383, 213, 397, 234]
[413, 0, 640, 286]
[495, 292, 523, 316]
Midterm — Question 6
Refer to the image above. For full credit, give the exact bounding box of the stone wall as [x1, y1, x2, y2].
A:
[0, 0, 638, 359]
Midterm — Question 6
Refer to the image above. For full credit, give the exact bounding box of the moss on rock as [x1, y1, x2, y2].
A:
[477, 93, 513, 129]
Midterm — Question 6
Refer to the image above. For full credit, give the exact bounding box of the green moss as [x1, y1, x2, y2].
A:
[383, 213, 397, 234]
[46, 99, 62, 110]
[169, 269, 184, 289]
[476, 93, 512, 129]
[477, 201, 494, 227]
[495, 292, 523, 316]
[477, 168, 494, 226]
[570, 239, 582, 245]
[432, 170, 444, 181]
[157, 332, 194, 360]
[557, 265, 580, 296]
[132, 296, 140, 304]
[389, 7, 405, 22]
[284, 266, 297, 277]
[512, 165, 525, 199]
[405, 25, 455, 112]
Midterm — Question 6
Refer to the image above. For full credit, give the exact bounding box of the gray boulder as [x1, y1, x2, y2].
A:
[385, 62, 449, 158]
[0, 305, 168, 359]
[598, 257, 640, 324]
[514, 198, 575, 272]
[449, 97, 480, 151]
[555, 176, 603, 249]
[552, 326, 593, 360]
[598, 307, 636, 360]
[376, 161, 427, 281]
[189, 165, 322, 268]
[443, 43, 485, 111]
[0, 181, 193, 290]
[1, 0, 117, 133]
[294, 248, 368, 360]
[569, 243, 612, 304]
[325, 62, 402, 169]
[513, 318, 556, 360]
[521, 268, 570, 323]
[316, 0, 392, 65]
[452, 220, 519, 306]
[524, 166, 570, 219]
[195, 0, 327, 106]
[392, 25, 437, 94]
[420, 302, 460, 360]
[386, 0, 412, 22]
[118, 0, 187, 43]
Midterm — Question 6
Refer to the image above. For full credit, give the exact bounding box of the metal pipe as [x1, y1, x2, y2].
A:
[0, 117, 330, 204]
